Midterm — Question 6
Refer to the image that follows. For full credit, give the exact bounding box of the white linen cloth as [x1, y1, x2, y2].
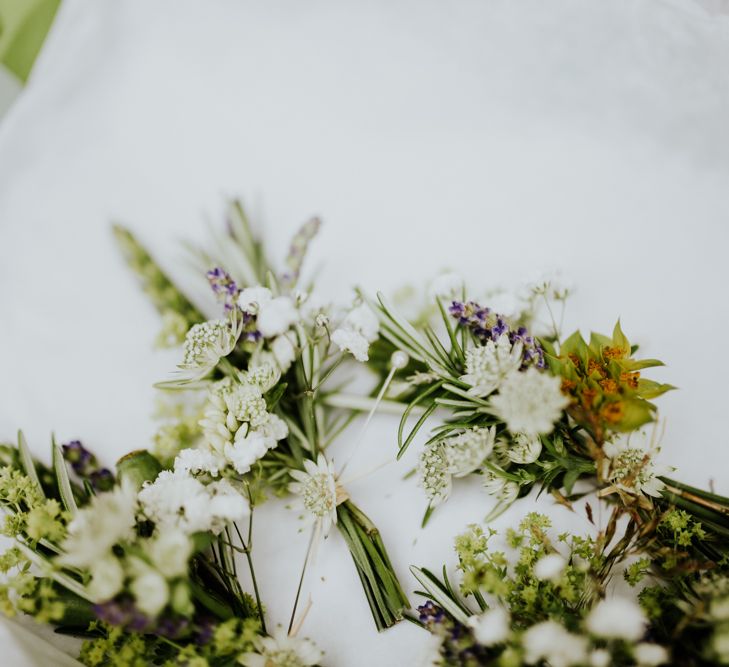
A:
[1, 1, 729, 664]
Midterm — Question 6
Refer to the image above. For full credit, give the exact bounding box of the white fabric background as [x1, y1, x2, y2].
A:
[1, 1, 729, 665]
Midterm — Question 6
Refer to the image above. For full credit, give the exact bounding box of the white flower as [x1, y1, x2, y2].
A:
[88, 555, 125, 602]
[58, 481, 137, 568]
[482, 468, 519, 504]
[602, 430, 668, 498]
[331, 303, 379, 362]
[710, 595, 729, 621]
[429, 272, 464, 299]
[239, 625, 323, 667]
[247, 353, 282, 391]
[138, 471, 248, 535]
[585, 597, 646, 641]
[224, 431, 272, 474]
[238, 286, 272, 313]
[522, 621, 588, 667]
[467, 607, 510, 646]
[331, 326, 371, 362]
[180, 318, 240, 375]
[418, 443, 453, 505]
[460, 334, 523, 397]
[443, 426, 496, 477]
[130, 565, 169, 617]
[257, 296, 299, 337]
[271, 334, 297, 371]
[146, 529, 192, 578]
[289, 454, 340, 536]
[174, 447, 226, 477]
[634, 643, 669, 666]
[504, 432, 542, 464]
[224, 382, 269, 426]
[490, 368, 569, 436]
[589, 649, 611, 667]
[534, 553, 567, 582]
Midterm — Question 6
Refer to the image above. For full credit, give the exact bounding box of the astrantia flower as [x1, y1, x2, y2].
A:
[522, 620, 588, 667]
[443, 426, 496, 477]
[467, 607, 510, 646]
[504, 432, 543, 465]
[58, 481, 137, 568]
[331, 303, 379, 362]
[585, 597, 646, 641]
[289, 454, 341, 536]
[246, 353, 282, 392]
[460, 334, 523, 397]
[602, 430, 668, 498]
[418, 443, 453, 505]
[239, 625, 323, 667]
[482, 469, 519, 505]
[224, 382, 269, 427]
[138, 471, 248, 535]
[180, 317, 240, 376]
[490, 367, 569, 436]
[224, 431, 272, 475]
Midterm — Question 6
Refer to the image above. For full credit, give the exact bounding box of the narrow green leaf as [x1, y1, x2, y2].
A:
[52, 441, 78, 515]
[17, 430, 44, 498]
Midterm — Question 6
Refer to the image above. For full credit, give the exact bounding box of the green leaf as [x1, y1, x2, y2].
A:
[52, 440, 77, 514]
[17, 430, 44, 498]
[409, 566, 471, 624]
[612, 319, 630, 354]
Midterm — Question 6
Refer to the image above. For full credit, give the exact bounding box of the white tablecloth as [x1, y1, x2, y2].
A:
[1, 1, 729, 664]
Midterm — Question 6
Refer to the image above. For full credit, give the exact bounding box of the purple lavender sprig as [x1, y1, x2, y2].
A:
[206, 267, 240, 312]
[449, 300, 545, 369]
[281, 217, 321, 288]
[62, 440, 116, 492]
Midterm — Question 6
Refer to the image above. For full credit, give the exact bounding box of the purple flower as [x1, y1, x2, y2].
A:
[450, 300, 545, 369]
[417, 601, 446, 627]
[206, 267, 240, 311]
[62, 440, 96, 476]
[89, 468, 115, 492]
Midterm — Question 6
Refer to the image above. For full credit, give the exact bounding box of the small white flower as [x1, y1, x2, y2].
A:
[467, 607, 510, 646]
[585, 597, 646, 641]
[130, 565, 169, 617]
[146, 528, 192, 578]
[224, 431, 272, 474]
[522, 620, 588, 667]
[225, 382, 269, 426]
[503, 432, 542, 464]
[331, 303, 379, 362]
[460, 334, 524, 397]
[429, 272, 464, 299]
[138, 471, 249, 535]
[271, 333, 297, 371]
[88, 555, 125, 602]
[602, 429, 668, 498]
[331, 327, 371, 362]
[257, 296, 299, 337]
[482, 469, 519, 505]
[289, 454, 340, 536]
[238, 286, 272, 313]
[180, 318, 240, 375]
[634, 643, 669, 666]
[58, 481, 137, 568]
[534, 553, 567, 582]
[418, 443, 453, 505]
[239, 625, 323, 667]
[174, 447, 226, 477]
[490, 367, 569, 436]
[443, 426, 496, 477]
[589, 649, 612, 667]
